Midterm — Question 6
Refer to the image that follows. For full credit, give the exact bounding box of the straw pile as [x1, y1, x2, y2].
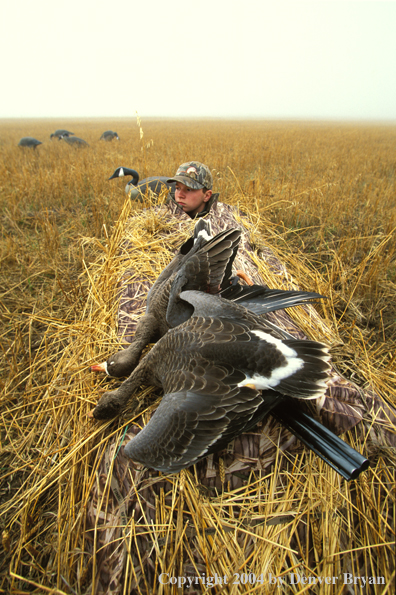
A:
[1, 192, 395, 594]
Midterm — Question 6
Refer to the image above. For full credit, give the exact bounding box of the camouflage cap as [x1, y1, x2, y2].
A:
[167, 161, 213, 190]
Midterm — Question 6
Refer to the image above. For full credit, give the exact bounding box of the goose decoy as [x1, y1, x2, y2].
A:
[91, 290, 332, 473]
[100, 130, 119, 141]
[50, 129, 74, 139]
[108, 167, 175, 199]
[92, 224, 325, 378]
[18, 137, 42, 149]
[60, 135, 89, 147]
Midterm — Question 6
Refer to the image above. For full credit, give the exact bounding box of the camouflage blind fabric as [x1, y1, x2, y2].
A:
[84, 198, 396, 595]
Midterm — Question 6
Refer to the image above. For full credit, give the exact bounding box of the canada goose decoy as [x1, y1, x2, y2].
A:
[100, 130, 119, 141]
[60, 135, 89, 147]
[50, 129, 74, 139]
[18, 137, 42, 149]
[92, 224, 326, 378]
[91, 290, 332, 473]
[109, 167, 175, 199]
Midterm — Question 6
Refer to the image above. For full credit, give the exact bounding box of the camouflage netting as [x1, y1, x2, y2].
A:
[84, 197, 395, 594]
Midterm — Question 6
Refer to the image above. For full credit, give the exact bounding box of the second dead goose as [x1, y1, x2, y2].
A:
[92, 223, 242, 377]
[92, 223, 325, 378]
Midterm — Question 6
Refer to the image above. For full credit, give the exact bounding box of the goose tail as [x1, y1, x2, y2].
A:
[193, 218, 212, 243]
[221, 285, 326, 315]
[238, 332, 331, 400]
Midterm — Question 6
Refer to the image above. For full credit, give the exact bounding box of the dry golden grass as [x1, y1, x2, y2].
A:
[0, 118, 395, 594]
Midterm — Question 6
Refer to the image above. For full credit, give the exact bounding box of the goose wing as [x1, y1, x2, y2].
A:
[175, 227, 241, 293]
[123, 362, 268, 473]
[145, 220, 217, 309]
[169, 289, 325, 342]
[220, 284, 326, 315]
[123, 315, 330, 472]
[166, 228, 241, 327]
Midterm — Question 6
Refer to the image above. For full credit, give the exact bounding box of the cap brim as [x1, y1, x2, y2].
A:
[166, 175, 204, 190]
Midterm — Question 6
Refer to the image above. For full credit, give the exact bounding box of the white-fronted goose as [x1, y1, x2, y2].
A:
[91, 290, 331, 473]
[92, 224, 240, 376]
[92, 224, 325, 378]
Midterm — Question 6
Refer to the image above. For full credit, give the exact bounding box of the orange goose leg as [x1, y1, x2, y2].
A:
[235, 270, 254, 286]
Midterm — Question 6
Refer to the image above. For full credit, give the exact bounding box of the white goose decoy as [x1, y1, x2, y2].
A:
[108, 167, 175, 199]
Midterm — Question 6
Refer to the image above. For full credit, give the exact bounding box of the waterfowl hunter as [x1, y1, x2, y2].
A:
[109, 167, 175, 199]
[91, 289, 331, 473]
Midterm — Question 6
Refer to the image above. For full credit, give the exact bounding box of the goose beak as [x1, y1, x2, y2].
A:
[87, 410, 95, 418]
[91, 362, 107, 372]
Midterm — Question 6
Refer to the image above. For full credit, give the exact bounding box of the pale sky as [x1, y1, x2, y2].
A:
[1, 0, 395, 120]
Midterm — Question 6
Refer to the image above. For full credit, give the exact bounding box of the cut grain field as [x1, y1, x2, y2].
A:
[0, 118, 395, 594]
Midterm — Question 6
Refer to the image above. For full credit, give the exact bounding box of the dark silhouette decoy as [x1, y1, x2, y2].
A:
[109, 166, 175, 199]
[100, 130, 119, 142]
[60, 135, 89, 147]
[18, 137, 42, 149]
[50, 129, 74, 139]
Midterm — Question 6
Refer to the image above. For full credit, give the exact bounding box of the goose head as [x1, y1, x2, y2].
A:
[91, 342, 143, 377]
[108, 167, 139, 186]
[100, 130, 119, 141]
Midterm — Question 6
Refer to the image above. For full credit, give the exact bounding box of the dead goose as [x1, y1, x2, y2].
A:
[92, 224, 242, 377]
[100, 130, 119, 141]
[50, 129, 74, 139]
[92, 224, 325, 378]
[91, 290, 331, 473]
[108, 166, 175, 199]
[18, 137, 42, 149]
